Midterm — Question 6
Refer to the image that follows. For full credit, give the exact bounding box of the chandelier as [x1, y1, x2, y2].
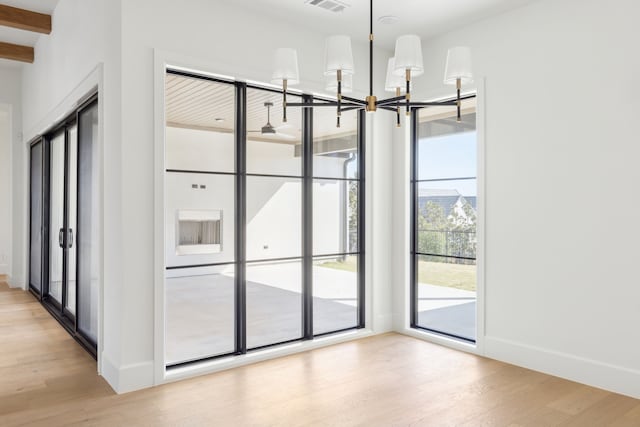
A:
[271, 0, 475, 128]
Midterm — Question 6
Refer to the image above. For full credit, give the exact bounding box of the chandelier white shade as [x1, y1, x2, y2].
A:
[393, 35, 424, 76]
[271, 48, 300, 85]
[326, 73, 353, 93]
[324, 35, 355, 76]
[385, 57, 412, 92]
[444, 46, 473, 85]
[271, 0, 475, 126]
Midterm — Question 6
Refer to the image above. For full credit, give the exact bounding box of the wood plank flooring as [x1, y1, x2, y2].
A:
[1, 279, 639, 426]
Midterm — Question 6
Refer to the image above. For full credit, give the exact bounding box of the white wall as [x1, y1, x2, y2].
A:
[393, 0, 640, 398]
[121, 0, 393, 392]
[0, 66, 21, 284]
[19, 0, 122, 389]
[166, 126, 350, 270]
[0, 105, 10, 275]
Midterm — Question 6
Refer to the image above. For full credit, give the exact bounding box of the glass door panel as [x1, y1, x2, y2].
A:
[49, 132, 65, 304]
[30, 141, 43, 294]
[77, 102, 99, 343]
[65, 125, 78, 315]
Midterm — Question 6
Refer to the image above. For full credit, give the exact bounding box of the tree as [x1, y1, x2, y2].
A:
[417, 198, 476, 262]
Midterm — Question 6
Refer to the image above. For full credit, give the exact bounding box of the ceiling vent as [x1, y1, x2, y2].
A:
[305, 0, 349, 13]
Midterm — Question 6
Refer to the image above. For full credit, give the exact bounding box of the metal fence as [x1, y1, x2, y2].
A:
[417, 229, 476, 259]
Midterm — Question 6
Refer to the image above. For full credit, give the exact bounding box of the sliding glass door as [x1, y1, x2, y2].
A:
[29, 95, 99, 355]
[164, 70, 365, 367]
[29, 140, 44, 295]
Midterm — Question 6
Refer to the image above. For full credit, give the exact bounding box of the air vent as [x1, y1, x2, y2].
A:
[306, 0, 349, 13]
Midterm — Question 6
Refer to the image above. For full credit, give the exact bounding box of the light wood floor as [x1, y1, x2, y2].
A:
[1, 280, 639, 426]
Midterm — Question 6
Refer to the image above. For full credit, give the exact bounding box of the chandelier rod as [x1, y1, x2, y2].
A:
[369, 0, 373, 99]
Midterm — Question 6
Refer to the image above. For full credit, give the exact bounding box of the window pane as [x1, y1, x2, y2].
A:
[166, 173, 235, 266]
[247, 88, 302, 176]
[246, 176, 301, 261]
[165, 74, 235, 173]
[313, 108, 359, 179]
[417, 107, 476, 181]
[415, 255, 476, 341]
[313, 255, 358, 335]
[417, 179, 477, 258]
[313, 179, 358, 255]
[166, 265, 236, 364]
[247, 260, 302, 349]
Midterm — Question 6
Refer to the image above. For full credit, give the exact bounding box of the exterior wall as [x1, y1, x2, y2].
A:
[392, 0, 640, 398]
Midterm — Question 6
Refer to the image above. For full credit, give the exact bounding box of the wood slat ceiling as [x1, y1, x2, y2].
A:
[165, 73, 357, 144]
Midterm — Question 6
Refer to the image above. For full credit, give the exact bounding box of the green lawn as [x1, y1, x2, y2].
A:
[416, 260, 476, 291]
[317, 256, 476, 292]
[315, 255, 358, 272]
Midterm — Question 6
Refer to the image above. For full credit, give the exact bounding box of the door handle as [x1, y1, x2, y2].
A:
[59, 228, 64, 248]
[68, 229, 74, 249]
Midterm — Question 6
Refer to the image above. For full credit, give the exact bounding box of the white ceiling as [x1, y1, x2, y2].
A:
[0, 0, 59, 67]
[231, 0, 537, 50]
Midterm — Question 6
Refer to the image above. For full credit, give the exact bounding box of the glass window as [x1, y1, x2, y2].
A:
[313, 255, 358, 335]
[247, 88, 303, 176]
[246, 176, 302, 261]
[413, 100, 477, 342]
[166, 265, 236, 364]
[165, 74, 235, 173]
[246, 260, 303, 349]
[313, 179, 358, 255]
[313, 108, 359, 179]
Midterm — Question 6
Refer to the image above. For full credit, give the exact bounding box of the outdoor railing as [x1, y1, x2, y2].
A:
[417, 229, 476, 259]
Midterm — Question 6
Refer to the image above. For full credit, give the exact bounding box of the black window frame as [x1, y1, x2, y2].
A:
[165, 69, 365, 369]
[410, 100, 478, 344]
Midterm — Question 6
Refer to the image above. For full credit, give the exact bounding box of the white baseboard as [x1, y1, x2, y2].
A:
[373, 313, 394, 333]
[8, 276, 25, 290]
[485, 336, 640, 399]
[164, 329, 375, 385]
[0, 264, 7, 275]
[101, 354, 155, 394]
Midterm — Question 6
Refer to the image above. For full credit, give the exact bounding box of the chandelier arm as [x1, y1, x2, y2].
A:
[378, 106, 397, 113]
[286, 102, 362, 108]
[340, 106, 366, 113]
[377, 95, 407, 106]
[341, 95, 368, 105]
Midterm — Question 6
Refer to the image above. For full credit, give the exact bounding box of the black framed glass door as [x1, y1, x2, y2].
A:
[29, 140, 45, 295]
[29, 94, 99, 356]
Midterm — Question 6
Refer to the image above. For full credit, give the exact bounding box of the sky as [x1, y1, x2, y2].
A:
[418, 131, 477, 197]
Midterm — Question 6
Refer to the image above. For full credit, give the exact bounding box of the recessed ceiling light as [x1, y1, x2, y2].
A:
[377, 15, 399, 25]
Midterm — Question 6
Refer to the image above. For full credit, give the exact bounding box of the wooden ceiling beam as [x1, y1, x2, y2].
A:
[0, 41, 34, 63]
[0, 4, 51, 34]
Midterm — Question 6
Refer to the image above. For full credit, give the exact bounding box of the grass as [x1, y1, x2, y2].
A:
[416, 260, 476, 291]
[317, 256, 476, 292]
[315, 255, 358, 272]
